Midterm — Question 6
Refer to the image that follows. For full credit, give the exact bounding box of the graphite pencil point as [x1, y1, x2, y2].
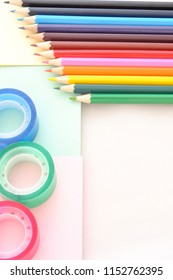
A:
[70, 97, 76, 101]
[34, 53, 41, 56]
[4, 1, 9, 4]
[17, 18, 24, 21]
[18, 26, 25, 30]
[45, 69, 52, 73]
[31, 44, 37, 47]
[53, 86, 61, 90]
[42, 61, 49, 64]
[48, 77, 56, 82]
[10, 10, 16, 12]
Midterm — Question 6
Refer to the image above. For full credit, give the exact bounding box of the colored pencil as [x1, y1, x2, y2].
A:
[48, 75, 173, 86]
[5, 0, 173, 9]
[45, 58, 173, 68]
[11, 7, 173, 18]
[36, 50, 173, 59]
[59, 84, 173, 94]
[33, 41, 173, 51]
[70, 93, 173, 104]
[28, 33, 173, 43]
[19, 24, 173, 34]
[19, 15, 173, 26]
[47, 66, 173, 77]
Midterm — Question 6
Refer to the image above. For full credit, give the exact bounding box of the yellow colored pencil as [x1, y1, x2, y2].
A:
[48, 75, 173, 85]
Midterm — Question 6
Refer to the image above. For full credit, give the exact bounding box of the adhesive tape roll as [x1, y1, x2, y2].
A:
[0, 88, 39, 150]
[0, 200, 39, 260]
[0, 142, 56, 208]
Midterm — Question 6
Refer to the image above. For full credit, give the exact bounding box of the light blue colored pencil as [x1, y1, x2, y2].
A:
[18, 15, 173, 26]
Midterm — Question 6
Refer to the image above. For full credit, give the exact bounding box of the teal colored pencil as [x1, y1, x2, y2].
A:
[70, 94, 173, 104]
[60, 85, 173, 94]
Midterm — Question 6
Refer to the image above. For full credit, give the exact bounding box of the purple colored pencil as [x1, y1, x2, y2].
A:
[22, 24, 173, 34]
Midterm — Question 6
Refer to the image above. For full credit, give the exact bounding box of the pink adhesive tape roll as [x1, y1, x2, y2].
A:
[0, 201, 39, 260]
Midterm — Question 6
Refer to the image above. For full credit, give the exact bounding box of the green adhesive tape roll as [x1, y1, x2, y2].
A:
[0, 142, 56, 208]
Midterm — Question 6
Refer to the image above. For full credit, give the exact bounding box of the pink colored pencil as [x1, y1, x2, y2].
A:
[45, 57, 173, 67]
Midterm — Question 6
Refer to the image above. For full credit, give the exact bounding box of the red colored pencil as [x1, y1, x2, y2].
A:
[36, 49, 173, 59]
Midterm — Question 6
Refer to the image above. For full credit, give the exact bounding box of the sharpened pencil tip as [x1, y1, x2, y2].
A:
[54, 87, 59, 89]
[42, 61, 49, 64]
[48, 77, 56, 82]
[17, 18, 24, 21]
[45, 69, 52, 73]
[70, 97, 76, 101]
[4, 1, 9, 4]
[18, 26, 25, 30]
[34, 53, 41, 56]
[10, 10, 16, 13]
[31, 44, 37, 47]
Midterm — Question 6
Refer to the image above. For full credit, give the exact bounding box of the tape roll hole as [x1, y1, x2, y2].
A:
[0, 214, 25, 253]
[6, 155, 42, 193]
[0, 101, 25, 138]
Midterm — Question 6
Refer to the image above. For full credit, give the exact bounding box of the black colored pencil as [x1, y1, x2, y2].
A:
[6, 0, 173, 9]
[12, 7, 173, 18]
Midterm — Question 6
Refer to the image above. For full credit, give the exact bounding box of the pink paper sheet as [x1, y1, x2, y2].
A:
[0, 156, 83, 260]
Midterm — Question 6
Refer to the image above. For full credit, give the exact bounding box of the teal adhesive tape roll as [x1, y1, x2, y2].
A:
[0, 142, 56, 208]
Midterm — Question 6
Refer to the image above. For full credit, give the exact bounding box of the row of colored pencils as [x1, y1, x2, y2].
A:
[6, 0, 173, 104]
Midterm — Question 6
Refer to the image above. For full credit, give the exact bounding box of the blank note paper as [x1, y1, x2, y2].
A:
[0, 66, 81, 156]
[0, 1, 43, 66]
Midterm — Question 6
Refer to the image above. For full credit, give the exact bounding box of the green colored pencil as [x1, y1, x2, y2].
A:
[70, 93, 173, 104]
[60, 84, 173, 94]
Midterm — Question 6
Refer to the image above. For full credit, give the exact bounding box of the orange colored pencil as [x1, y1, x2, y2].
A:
[46, 66, 173, 76]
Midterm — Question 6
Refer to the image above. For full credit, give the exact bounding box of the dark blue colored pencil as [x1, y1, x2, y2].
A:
[12, 7, 173, 18]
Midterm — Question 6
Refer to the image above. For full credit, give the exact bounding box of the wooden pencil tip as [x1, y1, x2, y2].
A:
[4, 1, 9, 3]
[17, 18, 24, 21]
[45, 69, 52, 73]
[42, 60, 49, 64]
[54, 87, 59, 89]
[31, 44, 37, 47]
[34, 53, 41, 56]
[18, 26, 25, 30]
[70, 97, 76, 101]
[10, 10, 16, 13]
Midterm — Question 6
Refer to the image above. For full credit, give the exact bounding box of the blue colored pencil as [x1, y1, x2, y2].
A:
[19, 15, 173, 26]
